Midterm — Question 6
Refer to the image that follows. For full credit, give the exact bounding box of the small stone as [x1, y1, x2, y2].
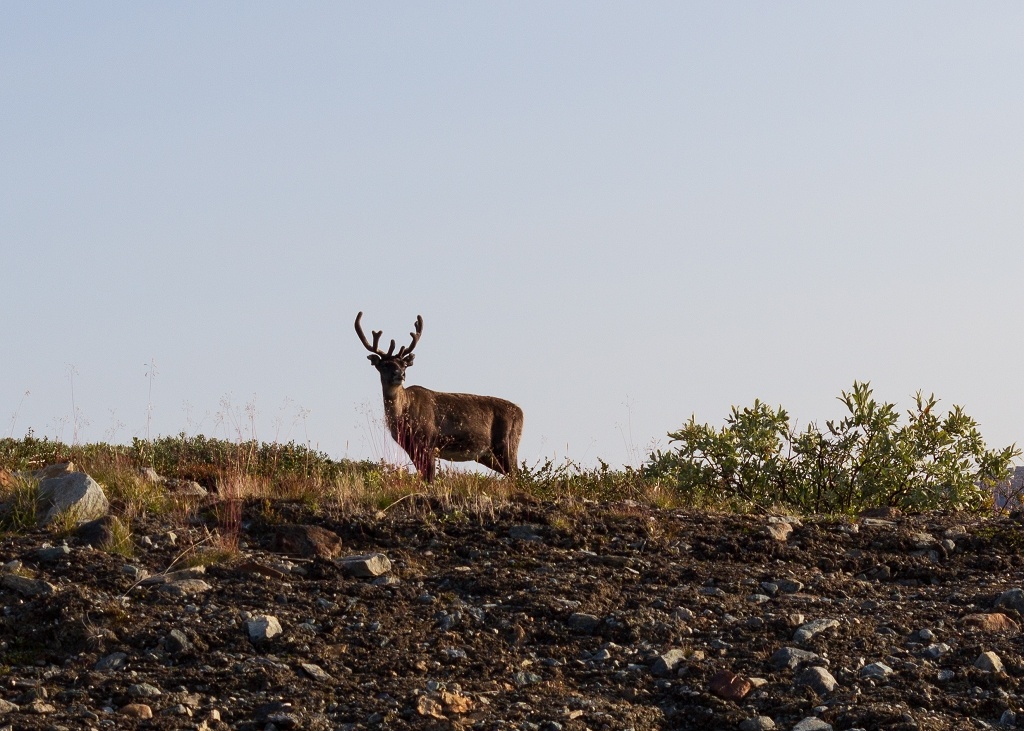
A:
[995, 588, 1024, 613]
[770, 647, 820, 670]
[75, 515, 119, 547]
[860, 662, 893, 679]
[140, 566, 206, 585]
[652, 649, 687, 677]
[120, 564, 149, 581]
[509, 524, 543, 541]
[975, 651, 1004, 673]
[776, 579, 804, 594]
[0, 699, 19, 714]
[165, 478, 208, 497]
[568, 613, 601, 634]
[416, 695, 445, 719]
[1000, 710, 1017, 727]
[748, 594, 772, 603]
[859, 504, 901, 518]
[792, 719, 832, 731]
[246, 615, 283, 642]
[739, 717, 776, 731]
[923, 642, 951, 659]
[794, 618, 839, 644]
[165, 629, 192, 654]
[254, 702, 294, 724]
[301, 663, 333, 682]
[512, 670, 542, 686]
[963, 613, 1020, 632]
[157, 579, 212, 596]
[937, 669, 955, 682]
[27, 700, 56, 714]
[272, 524, 343, 559]
[708, 669, 752, 701]
[32, 461, 75, 480]
[917, 628, 935, 641]
[120, 703, 153, 719]
[0, 574, 56, 597]
[338, 553, 392, 577]
[910, 532, 935, 548]
[766, 522, 793, 541]
[94, 652, 128, 671]
[32, 545, 71, 562]
[796, 666, 838, 695]
[440, 691, 474, 714]
[128, 683, 161, 698]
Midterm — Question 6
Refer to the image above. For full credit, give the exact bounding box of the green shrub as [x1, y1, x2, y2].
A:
[644, 381, 1018, 514]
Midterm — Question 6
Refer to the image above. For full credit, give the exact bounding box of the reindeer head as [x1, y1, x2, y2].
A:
[355, 312, 423, 388]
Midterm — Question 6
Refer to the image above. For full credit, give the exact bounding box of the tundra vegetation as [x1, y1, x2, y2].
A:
[0, 381, 1017, 541]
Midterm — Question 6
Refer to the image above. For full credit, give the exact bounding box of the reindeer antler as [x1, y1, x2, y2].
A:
[397, 315, 423, 359]
[355, 312, 386, 355]
[356, 312, 420, 359]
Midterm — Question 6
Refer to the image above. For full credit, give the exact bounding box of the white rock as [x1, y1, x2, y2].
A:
[339, 553, 392, 577]
[859, 662, 893, 679]
[975, 651, 1004, 673]
[794, 618, 839, 644]
[792, 718, 832, 731]
[246, 615, 283, 642]
[36, 471, 109, 525]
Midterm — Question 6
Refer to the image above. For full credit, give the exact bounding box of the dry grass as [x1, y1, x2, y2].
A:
[1, 435, 744, 543]
[0, 474, 38, 532]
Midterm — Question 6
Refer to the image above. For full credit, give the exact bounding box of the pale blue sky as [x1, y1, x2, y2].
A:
[3, 3, 1023, 468]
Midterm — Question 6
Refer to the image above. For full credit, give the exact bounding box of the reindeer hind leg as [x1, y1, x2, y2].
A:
[492, 409, 524, 475]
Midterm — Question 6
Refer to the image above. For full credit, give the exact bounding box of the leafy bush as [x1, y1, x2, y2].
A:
[643, 381, 1018, 513]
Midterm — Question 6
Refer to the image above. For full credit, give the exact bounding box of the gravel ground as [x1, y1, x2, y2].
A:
[3, 496, 1024, 731]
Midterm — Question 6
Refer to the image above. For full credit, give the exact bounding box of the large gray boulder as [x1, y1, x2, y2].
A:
[36, 471, 109, 526]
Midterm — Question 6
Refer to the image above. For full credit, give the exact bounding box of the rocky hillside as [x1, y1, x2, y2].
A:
[2, 482, 1024, 730]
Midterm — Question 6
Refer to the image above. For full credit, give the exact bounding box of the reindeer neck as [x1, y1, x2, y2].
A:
[381, 383, 409, 421]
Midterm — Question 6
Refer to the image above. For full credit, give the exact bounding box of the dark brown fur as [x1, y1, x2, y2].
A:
[356, 313, 524, 482]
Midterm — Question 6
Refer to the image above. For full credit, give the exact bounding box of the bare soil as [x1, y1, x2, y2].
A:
[3, 498, 1024, 730]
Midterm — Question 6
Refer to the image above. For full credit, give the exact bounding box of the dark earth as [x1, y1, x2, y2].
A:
[4, 496, 1024, 730]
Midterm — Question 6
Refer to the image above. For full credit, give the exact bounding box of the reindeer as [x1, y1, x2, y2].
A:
[355, 312, 524, 481]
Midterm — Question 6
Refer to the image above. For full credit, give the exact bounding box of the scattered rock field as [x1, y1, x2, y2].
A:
[3, 497, 1024, 730]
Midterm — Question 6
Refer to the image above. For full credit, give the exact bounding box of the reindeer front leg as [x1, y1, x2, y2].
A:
[396, 416, 436, 482]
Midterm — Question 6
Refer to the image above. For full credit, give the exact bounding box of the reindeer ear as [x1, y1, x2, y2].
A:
[368, 354, 382, 366]
[403, 354, 415, 367]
